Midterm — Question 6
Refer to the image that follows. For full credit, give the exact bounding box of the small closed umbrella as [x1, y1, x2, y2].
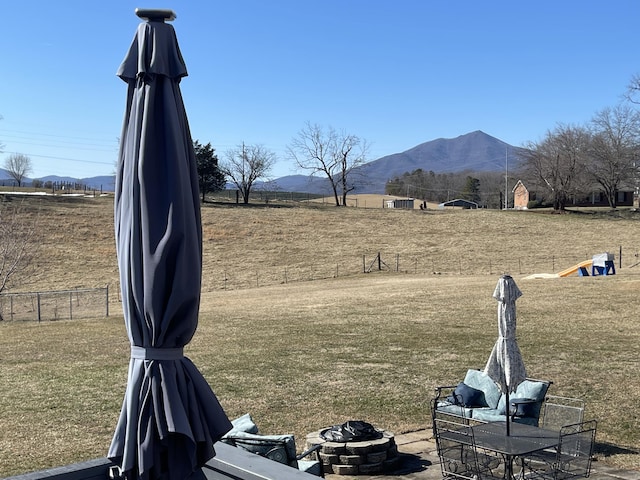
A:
[483, 274, 526, 436]
[108, 9, 232, 480]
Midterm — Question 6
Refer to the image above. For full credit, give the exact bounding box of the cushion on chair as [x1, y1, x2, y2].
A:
[298, 460, 323, 477]
[225, 413, 259, 435]
[436, 402, 474, 418]
[446, 382, 486, 407]
[221, 431, 299, 468]
[498, 380, 549, 417]
[463, 369, 501, 408]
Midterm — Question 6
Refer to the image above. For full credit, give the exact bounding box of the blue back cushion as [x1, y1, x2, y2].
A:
[464, 369, 501, 409]
[447, 382, 487, 407]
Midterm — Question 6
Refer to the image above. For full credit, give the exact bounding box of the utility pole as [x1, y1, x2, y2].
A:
[504, 147, 508, 210]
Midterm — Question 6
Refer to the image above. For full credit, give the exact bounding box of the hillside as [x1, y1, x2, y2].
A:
[3, 192, 640, 296]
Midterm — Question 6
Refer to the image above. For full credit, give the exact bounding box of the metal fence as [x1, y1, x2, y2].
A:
[0, 286, 109, 322]
[200, 248, 633, 292]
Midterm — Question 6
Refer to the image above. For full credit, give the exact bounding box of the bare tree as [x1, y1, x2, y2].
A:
[0, 201, 39, 316]
[222, 143, 275, 204]
[625, 73, 640, 104]
[522, 124, 591, 211]
[4, 153, 33, 187]
[587, 104, 640, 208]
[287, 122, 368, 206]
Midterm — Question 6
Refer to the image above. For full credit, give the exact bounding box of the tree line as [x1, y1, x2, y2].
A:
[386, 170, 507, 208]
[194, 122, 369, 206]
[520, 104, 640, 210]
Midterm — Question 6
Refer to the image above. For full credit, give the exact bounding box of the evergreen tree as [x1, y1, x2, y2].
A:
[462, 176, 481, 203]
[193, 140, 226, 202]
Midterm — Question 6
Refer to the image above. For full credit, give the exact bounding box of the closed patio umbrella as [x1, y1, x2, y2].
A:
[108, 9, 231, 480]
[483, 274, 526, 436]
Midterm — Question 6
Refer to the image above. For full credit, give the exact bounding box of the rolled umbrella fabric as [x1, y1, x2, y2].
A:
[484, 274, 526, 435]
[108, 11, 231, 480]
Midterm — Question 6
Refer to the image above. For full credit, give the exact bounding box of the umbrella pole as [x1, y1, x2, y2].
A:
[505, 387, 510, 436]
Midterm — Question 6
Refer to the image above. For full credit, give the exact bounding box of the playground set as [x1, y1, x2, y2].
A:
[557, 252, 616, 277]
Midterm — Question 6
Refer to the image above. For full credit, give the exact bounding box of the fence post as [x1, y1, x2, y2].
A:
[106, 285, 109, 317]
[37, 293, 41, 323]
[396, 254, 399, 272]
[69, 291, 73, 320]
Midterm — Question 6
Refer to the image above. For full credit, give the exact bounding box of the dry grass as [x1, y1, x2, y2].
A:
[0, 193, 639, 476]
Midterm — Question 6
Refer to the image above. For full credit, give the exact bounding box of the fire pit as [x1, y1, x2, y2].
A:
[305, 421, 399, 475]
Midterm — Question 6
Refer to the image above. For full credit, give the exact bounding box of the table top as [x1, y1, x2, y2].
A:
[471, 422, 559, 456]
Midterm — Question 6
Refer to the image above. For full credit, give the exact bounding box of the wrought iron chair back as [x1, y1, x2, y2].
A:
[432, 395, 502, 480]
[555, 420, 597, 479]
[522, 419, 597, 480]
[541, 396, 585, 431]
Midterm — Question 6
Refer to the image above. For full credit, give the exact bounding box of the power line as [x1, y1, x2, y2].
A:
[4, 151, 114, 166]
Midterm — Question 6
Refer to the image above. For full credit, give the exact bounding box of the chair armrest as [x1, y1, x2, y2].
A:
[296, 443, 322, 461]
[509, 398, 541, 420]
[435, 385, 458, 392]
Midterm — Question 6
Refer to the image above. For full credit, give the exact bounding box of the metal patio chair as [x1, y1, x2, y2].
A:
[432, 397, 502, 480]
[522, 419, 597, 480]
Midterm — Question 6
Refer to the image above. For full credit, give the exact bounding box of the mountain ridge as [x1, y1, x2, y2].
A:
[273, 131, 527, 194]
[1, 131, 525, 194]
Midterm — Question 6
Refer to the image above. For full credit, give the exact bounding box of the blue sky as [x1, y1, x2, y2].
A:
[2, 1, 639, 179]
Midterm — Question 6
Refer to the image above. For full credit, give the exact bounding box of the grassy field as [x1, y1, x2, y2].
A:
[0, 193, 639, 476]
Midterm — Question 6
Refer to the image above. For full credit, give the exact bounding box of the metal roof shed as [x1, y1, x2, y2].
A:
[438, 199, 479, 209]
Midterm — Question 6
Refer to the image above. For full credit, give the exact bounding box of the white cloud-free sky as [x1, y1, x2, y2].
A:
[2, 1, 639, 179]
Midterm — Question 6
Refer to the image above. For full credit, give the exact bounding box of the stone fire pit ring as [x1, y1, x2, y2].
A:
[305, 428, 399, 475]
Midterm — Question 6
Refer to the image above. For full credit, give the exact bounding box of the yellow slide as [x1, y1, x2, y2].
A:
[557, 260, 593, 277]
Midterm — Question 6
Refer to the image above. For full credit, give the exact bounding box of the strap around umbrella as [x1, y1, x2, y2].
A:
[131, 346, 184, 360]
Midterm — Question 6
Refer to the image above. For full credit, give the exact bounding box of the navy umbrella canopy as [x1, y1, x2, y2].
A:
[108, 9, 231, 480]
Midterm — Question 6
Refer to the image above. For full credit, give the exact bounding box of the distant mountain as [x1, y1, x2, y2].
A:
[264, 175, 336, 195]
[272, 131, 528, 194]
[0, 168, 11, 182]
[2, 131, 525, 195]
[36, 175, 116, 191]
[0, 171, 116, 191]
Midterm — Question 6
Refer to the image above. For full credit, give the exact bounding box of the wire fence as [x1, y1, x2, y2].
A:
[201, 247, 634, 292]
[0, 247, 635, 318]
[0, 286, 110, 322]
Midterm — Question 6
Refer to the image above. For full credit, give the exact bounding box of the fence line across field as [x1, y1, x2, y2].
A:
[204, 247, 631, 291]
[0, 247, 632, 319]
[0, 286, 109, 322]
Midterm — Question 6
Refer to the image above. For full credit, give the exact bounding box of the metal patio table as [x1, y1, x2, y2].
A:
[470, 422, 559, 480]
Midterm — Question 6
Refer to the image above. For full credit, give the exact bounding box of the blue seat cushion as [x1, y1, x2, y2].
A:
[471, 408, 539, 425]
[436, 402, 474, 418]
